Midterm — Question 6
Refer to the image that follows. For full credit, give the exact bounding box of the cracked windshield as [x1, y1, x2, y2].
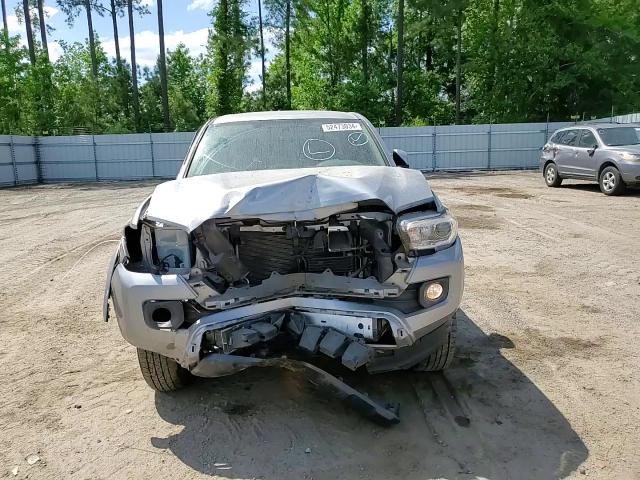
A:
[187, 120, 388, 175]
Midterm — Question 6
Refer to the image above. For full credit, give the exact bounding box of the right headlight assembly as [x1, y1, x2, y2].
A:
[397, 211, 458, 253]
[620, 152, 640, 162]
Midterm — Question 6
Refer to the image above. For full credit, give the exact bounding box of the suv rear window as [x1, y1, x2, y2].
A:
[559, 130, 579, 146]
[550, 132, 563, 144]
[578, 130, 597, 148]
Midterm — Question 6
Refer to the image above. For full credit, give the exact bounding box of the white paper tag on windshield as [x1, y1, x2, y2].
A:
[321, 122, 362, 133]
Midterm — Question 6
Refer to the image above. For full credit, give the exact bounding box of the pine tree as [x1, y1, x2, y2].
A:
[206, 0, 250, 116]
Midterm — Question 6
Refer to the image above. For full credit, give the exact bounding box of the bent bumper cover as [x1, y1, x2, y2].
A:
[110, 239, 464, 371]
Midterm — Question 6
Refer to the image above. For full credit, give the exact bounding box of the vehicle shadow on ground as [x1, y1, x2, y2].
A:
[151, 310, 588, 479]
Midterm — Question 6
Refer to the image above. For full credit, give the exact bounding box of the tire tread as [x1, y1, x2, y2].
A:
[413, 317, 457, 372]
[136, 348, 190, 392]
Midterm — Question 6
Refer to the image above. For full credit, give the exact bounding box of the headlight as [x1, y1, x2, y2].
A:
[620, 152, 640, 162]
[397, 211, 458, 252]
[150, 225, 192, 272]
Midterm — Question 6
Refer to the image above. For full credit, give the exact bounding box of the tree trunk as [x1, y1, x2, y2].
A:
[488, 0, 500, 110]
[157, 0, 171, 131]
[110, 0, 129, 118]
[37, 0, 49, 61]
[258, 0, 266, 107]
[285, 0, 291, 109]
[360, 0, 368, 85]
[85, 0, 98, 78]
[395, 0, 404, 126]
[22, 0, 36, 65]
[388, 28, 394, 109]
[455, 10, 462, 123]
[128, 0, 141, 131]
[425, 12, 433, 72]
[110, 0, 121, 67]
[2, 0, 9, 40]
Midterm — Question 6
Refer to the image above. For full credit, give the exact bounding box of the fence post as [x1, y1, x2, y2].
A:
[92, 135, 99, 181]
[34, 136, 43, 183]
[149, 132, 156, 178]
[545, 112, 550, 142]
[9, 135, 18, 186]
[432, 126, 437, 171]
[487, 124, 492, 170]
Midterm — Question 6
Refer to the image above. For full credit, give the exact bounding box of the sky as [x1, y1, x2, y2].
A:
[5, 0, 275, 91]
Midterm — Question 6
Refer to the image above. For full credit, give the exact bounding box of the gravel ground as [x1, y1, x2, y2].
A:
[1, 172, 638, 480]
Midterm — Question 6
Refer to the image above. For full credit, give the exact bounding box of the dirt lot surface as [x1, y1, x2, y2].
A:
[1, 172, 639, 479]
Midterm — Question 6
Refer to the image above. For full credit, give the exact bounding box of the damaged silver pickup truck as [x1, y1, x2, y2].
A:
[104, 111, 464, 423]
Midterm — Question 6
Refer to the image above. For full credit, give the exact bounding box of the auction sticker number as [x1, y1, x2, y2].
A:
[321, 123, 362, 133]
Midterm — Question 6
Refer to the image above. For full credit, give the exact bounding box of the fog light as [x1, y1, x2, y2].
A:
[425, 282, 444, 301]
[418, 278, 449, 308]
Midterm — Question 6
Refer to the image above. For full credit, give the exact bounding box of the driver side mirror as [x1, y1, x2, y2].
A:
[393, 149, 410, 168]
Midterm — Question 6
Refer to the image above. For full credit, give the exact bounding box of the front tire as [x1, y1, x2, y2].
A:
[544, 163, 562, 187]
[599, 166, 626, 196]
[413, 317, 457, 372]
[137, 348, 191, 392]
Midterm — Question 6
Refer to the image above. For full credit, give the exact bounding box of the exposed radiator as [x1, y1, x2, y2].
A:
[238, 231, 357, 283]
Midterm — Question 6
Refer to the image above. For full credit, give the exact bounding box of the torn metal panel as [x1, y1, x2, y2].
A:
[201, 271, 403, 310]
[145, 166, 434, 231]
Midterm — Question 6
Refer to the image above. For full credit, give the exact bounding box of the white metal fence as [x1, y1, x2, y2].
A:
[378, 121, 572, 171]
[1, 116, 636, 187]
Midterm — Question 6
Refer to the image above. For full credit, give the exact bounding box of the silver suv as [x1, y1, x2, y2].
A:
[540, 124, 640, 195]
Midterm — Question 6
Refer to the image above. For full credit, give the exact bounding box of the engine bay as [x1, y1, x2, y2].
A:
[195, 212, 399, 286]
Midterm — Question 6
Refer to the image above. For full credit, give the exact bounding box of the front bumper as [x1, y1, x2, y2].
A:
[109, 238, 464, 373]
[618, 160, 640, 184]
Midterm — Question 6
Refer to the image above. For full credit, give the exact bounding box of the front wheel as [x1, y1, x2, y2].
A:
[413, 317, 457, 372]
[137, 348, 192, 392]
[599, 166, 626, 196]
[544, 163, 562, 187]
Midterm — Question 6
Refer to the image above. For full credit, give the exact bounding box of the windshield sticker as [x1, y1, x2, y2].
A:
[302, 139, 336, 161]
[347, 131, 368, 147]
[321, 123, 362, 133]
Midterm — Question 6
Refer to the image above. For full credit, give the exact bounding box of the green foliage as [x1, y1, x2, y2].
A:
[1, 0, 639, 135]
[0, 34, 33, 134]
[206, 0, 251, 116]
[167, 45, 207, 130]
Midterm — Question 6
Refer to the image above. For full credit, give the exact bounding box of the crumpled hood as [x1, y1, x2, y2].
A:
[145, 166, 433, 231]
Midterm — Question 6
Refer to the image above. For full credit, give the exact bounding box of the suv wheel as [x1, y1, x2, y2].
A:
[599, 166, 626, 196]
[137, 348, 192, 392]
[544, 163, 562, 187]
[413, 317, 457, 372]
